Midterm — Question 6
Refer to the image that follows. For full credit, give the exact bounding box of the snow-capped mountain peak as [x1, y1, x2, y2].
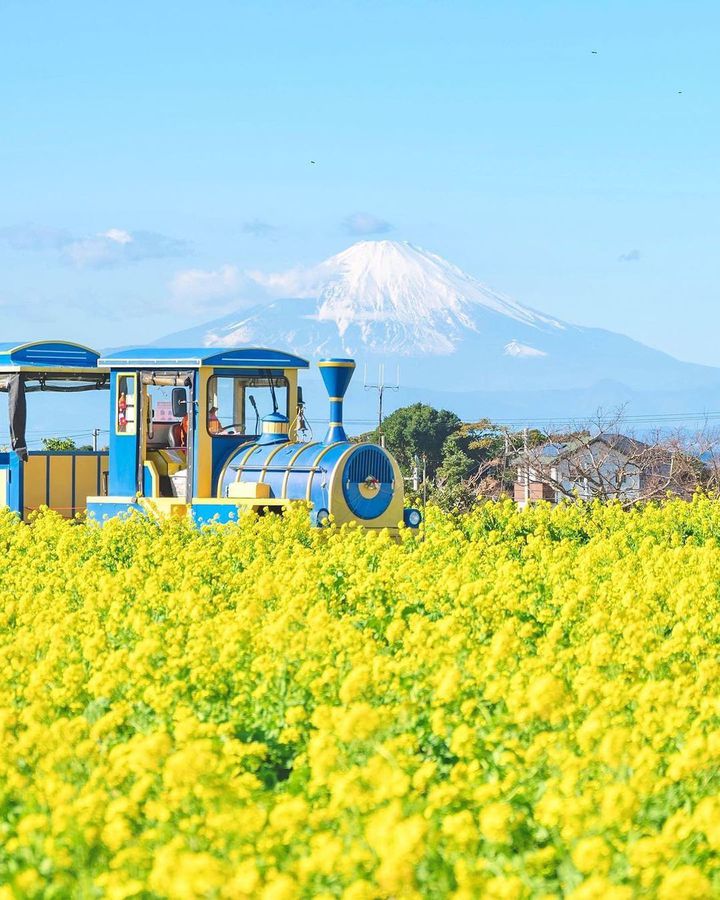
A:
[156, 239, 719, 401]
[314, 241, 563, 347]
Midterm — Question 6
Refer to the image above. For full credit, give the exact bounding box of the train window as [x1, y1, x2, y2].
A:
[116, 374, 136, 435]
[207, 374, 288, 437]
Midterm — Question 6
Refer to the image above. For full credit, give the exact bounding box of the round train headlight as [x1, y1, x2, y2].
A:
[404, 508, 422, 528]
[313, 507, 330, 527]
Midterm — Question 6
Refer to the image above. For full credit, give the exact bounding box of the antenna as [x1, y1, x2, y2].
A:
[363, 363, 400, 434]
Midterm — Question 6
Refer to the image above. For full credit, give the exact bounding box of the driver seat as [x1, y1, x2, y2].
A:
[168, 422, 184, 448]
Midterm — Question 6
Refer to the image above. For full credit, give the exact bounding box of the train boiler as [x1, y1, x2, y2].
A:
[220, 358, 421, 530]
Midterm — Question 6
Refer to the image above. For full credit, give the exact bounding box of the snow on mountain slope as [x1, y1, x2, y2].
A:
[312, 241, 564, 352]
[156, 240, 720, 397]
[504, 340, 548, 358]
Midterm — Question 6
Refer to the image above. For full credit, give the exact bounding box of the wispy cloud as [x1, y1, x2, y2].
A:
[169, 264, 270, 314]
[247, 263, 329, 299]
[341, 212, 394, 236]
[0, 223, 190, 268]
[64, 229, 190, 268]
[0, 224, 73, 251]
[241, 219, 279, 238]
[618, 249, 641, 262]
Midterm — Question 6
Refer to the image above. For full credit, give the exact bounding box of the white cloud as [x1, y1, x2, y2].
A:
[168, 264, 273, 315]
[102, 228, 133, 245]
[64, 229, 189, 268]
[247, 262, 330, 299]
[171, 264, 241, 302]
[0, 222, 190, 267]
[166, 255, 333, 316]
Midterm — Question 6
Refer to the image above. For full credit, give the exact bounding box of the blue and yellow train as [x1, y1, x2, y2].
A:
[0, 340, 421, 532]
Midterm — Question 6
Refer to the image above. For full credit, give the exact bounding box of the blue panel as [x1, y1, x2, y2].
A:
[108, 371, 140, 496]
[0, 341, 100, 369]
[143, 466, 154, 497]
[87, 500, 143, 521]
[0, 452, 21, 515]
[8, 454, 22, 515]
[211, 437, 254, 496]
[259, 442, 308, 499]
[307, 444, 347, 513]
[284, 443, 323, 503]
[99, 347, 309, 369]
[191, 504, 243, 526]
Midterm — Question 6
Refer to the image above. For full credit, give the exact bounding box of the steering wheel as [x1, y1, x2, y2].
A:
[216, 423, 245, 435]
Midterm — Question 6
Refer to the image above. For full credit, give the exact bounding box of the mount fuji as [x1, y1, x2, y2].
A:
[156, 241, 720, 425]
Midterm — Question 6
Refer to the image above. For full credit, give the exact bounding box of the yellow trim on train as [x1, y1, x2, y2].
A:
[262, 420, 290, 434]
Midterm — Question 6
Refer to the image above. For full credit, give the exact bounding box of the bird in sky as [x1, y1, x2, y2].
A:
[591, 50, 598, 54]
[309, 160, 316, 164]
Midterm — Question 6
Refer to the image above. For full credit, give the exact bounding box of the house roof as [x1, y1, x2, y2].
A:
[0, 341, 101, 371]
[98, 347, 310, 369]
[531, 432, 651, 464]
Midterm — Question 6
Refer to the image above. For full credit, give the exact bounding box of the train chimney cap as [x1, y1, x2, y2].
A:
[319, 358, 355, 443]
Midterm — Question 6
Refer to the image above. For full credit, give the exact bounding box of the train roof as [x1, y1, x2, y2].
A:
[98, 346, 310, 370]
[0, 341, 102, 370]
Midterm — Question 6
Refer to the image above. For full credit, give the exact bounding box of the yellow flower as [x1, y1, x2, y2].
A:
[441, 810, 477, 847]
[261, 875, 298, 900]
[572, 836, 611, 875]
[658, 866, 713, 900]
[479, 802, 513, 844]
[483, 875, 525, 899]
[568, 878, 632, 900]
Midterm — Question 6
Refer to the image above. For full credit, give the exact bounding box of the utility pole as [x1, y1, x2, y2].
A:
[92, 428, 101, 451]
[364, 363, 400, 440]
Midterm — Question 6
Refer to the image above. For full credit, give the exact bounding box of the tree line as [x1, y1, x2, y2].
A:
[361, 403, 720, 512]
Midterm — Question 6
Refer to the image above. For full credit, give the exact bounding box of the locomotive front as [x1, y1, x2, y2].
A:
[219, 358, 421, 532]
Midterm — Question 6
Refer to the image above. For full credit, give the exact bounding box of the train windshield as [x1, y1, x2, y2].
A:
[207, 374, 288, 437]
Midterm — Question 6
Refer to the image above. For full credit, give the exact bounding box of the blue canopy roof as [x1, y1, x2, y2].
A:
[98, 347, 310, 369]
[0, 341, 101, 370]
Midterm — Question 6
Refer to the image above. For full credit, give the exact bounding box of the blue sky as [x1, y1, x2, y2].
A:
[1, 0, 718, 363]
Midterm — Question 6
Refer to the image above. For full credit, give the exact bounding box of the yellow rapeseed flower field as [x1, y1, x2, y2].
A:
[1, 497, 719, 898]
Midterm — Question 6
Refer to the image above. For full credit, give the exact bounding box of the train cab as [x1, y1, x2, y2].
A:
[87, 347, 310, 524]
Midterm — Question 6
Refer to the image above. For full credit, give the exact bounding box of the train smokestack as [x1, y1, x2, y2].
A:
[319, 358, 355, 442]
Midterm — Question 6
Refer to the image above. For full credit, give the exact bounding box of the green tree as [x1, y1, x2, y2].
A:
[370, 403, 461, 477]
[41, 437, 77, 451]
[436, 432, 476, 484]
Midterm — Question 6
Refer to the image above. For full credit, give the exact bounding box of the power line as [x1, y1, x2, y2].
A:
[363, 364, 400, 431]
[493, 411, 720, 428]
